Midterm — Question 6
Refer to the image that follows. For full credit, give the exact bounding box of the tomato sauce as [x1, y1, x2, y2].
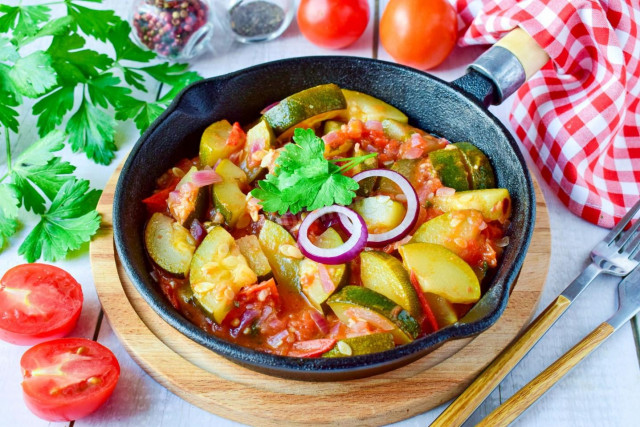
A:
[144, 117, 509, 357]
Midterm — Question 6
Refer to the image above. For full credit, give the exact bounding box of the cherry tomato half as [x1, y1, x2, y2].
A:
[297, 0, 370, 50]
[380, 0, 458, 70]
[21, 338, 120, 421]
[0, 264, 83, 345]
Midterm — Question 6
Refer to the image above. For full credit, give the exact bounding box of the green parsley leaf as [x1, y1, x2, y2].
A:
[33, 85, 76, 136]
[108, 20, 155, 63]
[87, 72, 133, 109]
[48, 34, 112, 85]
[0, 183, 20, 219]
[18, 178, 101, 262]
[66, 97, 116, 164]
[11, 130, 73, 214]
[30, 16, 74, 40]
[66, 2, 121, 42]
[0, 36, 18, 61]
[0, 5, 50, 39]
[251, 128, 376, 215]
[121, 67, 148, 92]
[9, 51, 57, 98]
[0, 211, 17, 250]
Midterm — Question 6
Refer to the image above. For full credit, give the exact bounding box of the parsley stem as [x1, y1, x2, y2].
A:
[335, 153, 377, 173]
[4, 126, 11, 176]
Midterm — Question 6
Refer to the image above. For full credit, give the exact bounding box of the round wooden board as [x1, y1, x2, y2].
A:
[90, 163, 550, 426]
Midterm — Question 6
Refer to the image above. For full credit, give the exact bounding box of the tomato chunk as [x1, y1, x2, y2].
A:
[0, 264, 83, 345]
[21, 338, 120, 421]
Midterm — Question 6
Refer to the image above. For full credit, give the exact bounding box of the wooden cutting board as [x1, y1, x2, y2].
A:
[90, 163, 550, 426]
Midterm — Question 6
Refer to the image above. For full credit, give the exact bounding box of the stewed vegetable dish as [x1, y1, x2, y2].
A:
[142, 84, 511, 358]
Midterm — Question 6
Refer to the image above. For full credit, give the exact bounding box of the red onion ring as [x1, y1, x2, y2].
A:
[298, 206, 368, 264]
[341, 169, 419, 247]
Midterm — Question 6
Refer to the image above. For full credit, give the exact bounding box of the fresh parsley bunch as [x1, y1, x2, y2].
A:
[0, 1, 203, 261]
[251, 128, 377, 215]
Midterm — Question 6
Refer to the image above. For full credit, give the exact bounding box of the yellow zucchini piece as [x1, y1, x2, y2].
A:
[213, 159, 249, 228]
[399, 243, 480, 304]
[433, 188, 511, 223]
[341, 89, 408, 123]
[276, 110, 345, 144]
[239, 119, 275, 182]
[145, 213, 196, 277]
[351, 196, 406, 234]
[360, 251, 421, 319]
[189, 226, 257, 324]
[199, 120, 235, 167]
[411, 210, 485, 258]
[453, 142, 496, 189]
[299, 228, 348, 311]
[258, 220, 301, 292]
[168, 166, 208, 227]
[424, 292, 458, 328]
[236, 235, 272, 280]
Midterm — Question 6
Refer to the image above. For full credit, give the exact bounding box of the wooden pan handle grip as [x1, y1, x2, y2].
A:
[430, 295, 572, 427]
[495, 28, 550, 80]
[478, 322, 615, 426]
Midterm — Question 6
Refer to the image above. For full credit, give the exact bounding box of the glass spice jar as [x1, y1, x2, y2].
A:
[227, 0, 294, 43]
[130, 0, 232, 60]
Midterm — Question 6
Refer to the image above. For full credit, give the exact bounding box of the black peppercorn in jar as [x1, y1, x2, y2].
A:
[227, 0, 294, 43]
[130, 0, 229, 60]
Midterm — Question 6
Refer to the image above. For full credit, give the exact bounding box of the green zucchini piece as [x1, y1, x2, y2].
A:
[351, 196, 406, 234]
[258, 220, 301, 292]
[377, 159, 420, 195]
[236, 234, 272, 280]
[189, 226, 257, 324]
[299, 228, 348, 311]
[145, 213, 196, 278]
[433, 188, 511, 223]
[168, 166, 208, 228]
[341, 90, 408, 123]
[360, 251, 421, 319]
[263, 84, 347, 135]
[453, 142, 496, 189]
[322, 333, 395, 357]
[327, 286, 421, 344]
[213, 159, 249, 228]
[199, 120, 236, 167]
[429, 146, 471, 191]
[399, 243, 480, 304]
[239, 119, 275, 183]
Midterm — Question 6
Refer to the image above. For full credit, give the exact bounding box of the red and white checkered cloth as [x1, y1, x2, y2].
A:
[450, 0, 639, 228]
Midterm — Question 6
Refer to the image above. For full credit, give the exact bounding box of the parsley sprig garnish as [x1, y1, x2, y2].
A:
[251, 128, 376, 215]
[0, 1, 203, 261]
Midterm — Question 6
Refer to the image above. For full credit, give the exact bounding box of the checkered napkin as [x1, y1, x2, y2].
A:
[450, 0, 639, 228]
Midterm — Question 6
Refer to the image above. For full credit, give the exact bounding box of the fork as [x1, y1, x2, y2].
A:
[478, 264, 640, 425]
[431, 199, 640, 427]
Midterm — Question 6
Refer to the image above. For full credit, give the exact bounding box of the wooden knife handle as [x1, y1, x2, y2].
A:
[430, 295, 572, 427]
[495, 28, 550, 79]
[478, 322, 615, 426]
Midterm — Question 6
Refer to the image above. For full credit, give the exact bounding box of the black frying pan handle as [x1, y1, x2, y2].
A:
[452, 28, 549, 107]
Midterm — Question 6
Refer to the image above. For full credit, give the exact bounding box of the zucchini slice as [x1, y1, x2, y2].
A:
[433, 188, 511, 223]
[258, 220, 302, 292]
[341, 89, 408, 123]
[144, 213, 196, 278]
[199, 120, 236, 167]
[328, 286, 421, 344]
[213, 159, 249, 228]
[239, 119, 275, 183]
[236, 234, 272, 280]
[322, 333, 395, 357]
[453, 142, 496, 189]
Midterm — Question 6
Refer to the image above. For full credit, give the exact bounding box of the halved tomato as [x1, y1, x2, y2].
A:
[21, 338, 120, 421]
[0, 264, 83, 345]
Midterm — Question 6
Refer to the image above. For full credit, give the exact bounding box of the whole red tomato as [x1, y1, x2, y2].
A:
[297, 0, 370, 50]
[380, 0, 458, 70]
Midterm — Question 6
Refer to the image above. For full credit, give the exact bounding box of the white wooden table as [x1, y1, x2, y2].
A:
[1, 1, 639, 426]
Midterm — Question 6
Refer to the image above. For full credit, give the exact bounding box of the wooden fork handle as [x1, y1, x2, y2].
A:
[431, 295, 572, 427]
[478, 322, 615, 426]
